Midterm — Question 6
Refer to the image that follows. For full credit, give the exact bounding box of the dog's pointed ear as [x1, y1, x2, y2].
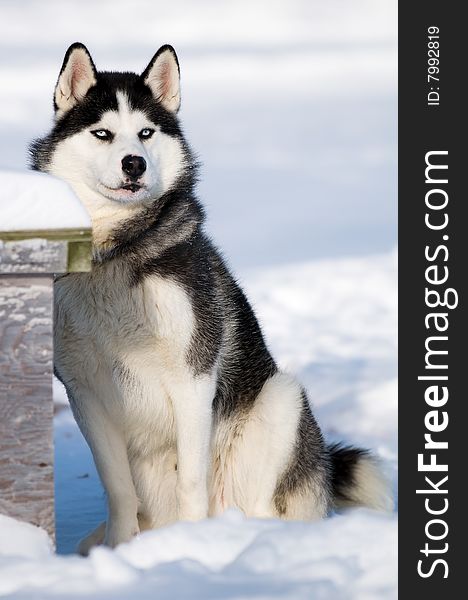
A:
[54, 43, 97, 117]
[141, 45, 180, 113]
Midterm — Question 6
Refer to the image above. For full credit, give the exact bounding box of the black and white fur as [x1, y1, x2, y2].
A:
[30, 43, 392, 554]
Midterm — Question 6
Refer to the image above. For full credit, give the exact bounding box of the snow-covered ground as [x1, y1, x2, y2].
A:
[0, 509, 397, 599]
[0, 0, 397, 597]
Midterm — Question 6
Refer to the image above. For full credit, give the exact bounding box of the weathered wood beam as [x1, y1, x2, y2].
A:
[0, 276, 54, 536]
[0, 228, 92, 542]
[0, 230, 92, 275]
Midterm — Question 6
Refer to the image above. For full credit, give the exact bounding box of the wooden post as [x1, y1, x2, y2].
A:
[0, 231, 91, 540]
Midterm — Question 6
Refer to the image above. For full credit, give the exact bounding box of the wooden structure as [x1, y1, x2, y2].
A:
[1, 206, 91, 540]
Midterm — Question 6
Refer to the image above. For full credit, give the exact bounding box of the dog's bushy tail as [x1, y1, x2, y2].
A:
[328, 443, 393, 512]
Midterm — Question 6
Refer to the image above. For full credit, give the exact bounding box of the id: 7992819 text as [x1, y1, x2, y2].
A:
[427, 26, 440, 106]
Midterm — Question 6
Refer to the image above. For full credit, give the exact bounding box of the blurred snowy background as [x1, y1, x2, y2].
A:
[0, 0, 397, 598]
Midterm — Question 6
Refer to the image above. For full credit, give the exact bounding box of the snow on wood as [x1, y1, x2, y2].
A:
[0, 170, 90, 233]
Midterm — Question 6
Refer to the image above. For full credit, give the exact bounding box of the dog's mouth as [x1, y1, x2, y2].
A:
[98, 181, 149, 201]
[121, 183, 142, 193]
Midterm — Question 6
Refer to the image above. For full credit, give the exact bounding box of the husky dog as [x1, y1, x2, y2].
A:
[31, 43, 391, 554]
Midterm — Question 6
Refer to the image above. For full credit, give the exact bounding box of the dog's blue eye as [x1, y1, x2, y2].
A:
[139, 128, 155, 140]
[91, 129, 113, 141]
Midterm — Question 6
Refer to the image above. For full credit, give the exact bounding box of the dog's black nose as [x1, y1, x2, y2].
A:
[122, 155, 146, 179]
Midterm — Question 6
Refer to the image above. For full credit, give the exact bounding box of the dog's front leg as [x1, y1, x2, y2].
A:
[78, 404, 139, 548]
[171, 376, 215, 521]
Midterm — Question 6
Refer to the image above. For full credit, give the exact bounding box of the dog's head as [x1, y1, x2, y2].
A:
[32, 43, 190, 208]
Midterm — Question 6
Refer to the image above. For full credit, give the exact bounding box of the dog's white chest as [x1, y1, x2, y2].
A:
[54, 268, 195, 452]
[55, 266, 193, 354]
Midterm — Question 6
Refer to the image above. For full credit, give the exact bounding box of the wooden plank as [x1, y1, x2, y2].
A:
[0, 237, 92, 274]
[0, 228, 92, 243]
[0, 239, 68, 274]
[0, 276, 55, 539]
[67, 240, 92, 272]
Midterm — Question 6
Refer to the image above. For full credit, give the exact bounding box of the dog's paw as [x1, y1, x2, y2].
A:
[77, 521, 106, 556]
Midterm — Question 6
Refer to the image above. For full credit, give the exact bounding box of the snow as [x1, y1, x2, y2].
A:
[0, 509, 396, 600]
[0, 0, 396, 597]
[0, 515, 53, 561]
[0, 170, 90, 232]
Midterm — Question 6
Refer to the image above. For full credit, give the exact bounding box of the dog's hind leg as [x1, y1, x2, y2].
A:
[214, 372, 328, 519]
